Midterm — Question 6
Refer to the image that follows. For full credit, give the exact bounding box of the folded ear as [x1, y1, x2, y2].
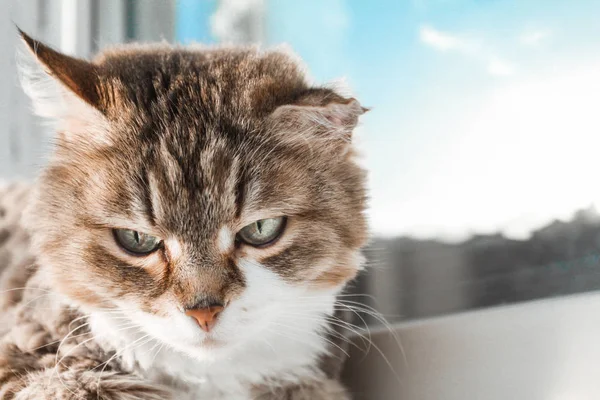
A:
[17, 28, 110, 146]
[268, 89, 368, 151]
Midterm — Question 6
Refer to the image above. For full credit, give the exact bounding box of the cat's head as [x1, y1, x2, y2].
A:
[19, 30, 368, 359]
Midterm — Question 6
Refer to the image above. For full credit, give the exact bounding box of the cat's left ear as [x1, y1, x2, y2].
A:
[17, 28, 111, 145]
[268, 90, 368, 149]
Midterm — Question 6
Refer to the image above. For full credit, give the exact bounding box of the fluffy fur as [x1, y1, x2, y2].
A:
[0, 30, 369, 399]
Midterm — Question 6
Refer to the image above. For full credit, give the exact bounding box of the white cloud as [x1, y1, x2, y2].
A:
[368, 60, 600, 240]
[211, 0, 265, 43]
[487, 56, 516, 76]
[520, 30, 551, 46]
[419, 25, 470, 52]
[419, 25, 515, 77]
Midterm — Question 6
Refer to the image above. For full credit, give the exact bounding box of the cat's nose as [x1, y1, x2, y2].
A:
[185, 305, 224, 332]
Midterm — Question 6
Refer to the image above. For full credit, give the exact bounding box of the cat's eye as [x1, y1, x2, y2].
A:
[113, 229, 162, 256]
[237, 217, 287, 247]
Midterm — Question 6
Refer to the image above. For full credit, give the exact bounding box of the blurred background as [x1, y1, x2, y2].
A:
[3, 1, 600, 399]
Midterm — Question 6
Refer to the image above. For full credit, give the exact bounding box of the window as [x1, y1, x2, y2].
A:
[4, 0, 600, 324]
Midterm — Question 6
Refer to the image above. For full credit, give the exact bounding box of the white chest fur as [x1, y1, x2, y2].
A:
[89, 310, 328, 400]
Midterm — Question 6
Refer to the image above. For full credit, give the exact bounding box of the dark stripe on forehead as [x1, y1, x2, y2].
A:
[140, 166, 157, 226]
[206, 145, 229, 188]
[234, 165, 247, 219]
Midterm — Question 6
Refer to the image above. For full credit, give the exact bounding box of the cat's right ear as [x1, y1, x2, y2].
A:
[17, 28, 111, 146]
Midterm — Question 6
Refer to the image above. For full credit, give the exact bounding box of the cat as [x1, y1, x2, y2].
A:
[0, 29, 369, 399]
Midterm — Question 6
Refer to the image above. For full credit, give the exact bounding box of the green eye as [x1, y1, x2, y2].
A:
[113, 229, 162, 256]
[237, 217, 287, 247]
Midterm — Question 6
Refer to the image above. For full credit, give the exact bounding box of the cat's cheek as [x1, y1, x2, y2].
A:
[306, 250, 365, 289]
[234, 258, 338, 321]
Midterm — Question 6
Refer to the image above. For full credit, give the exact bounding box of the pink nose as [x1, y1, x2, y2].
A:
[185, 306, 224, 332]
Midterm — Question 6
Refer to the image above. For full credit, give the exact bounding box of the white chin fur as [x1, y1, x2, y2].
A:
[89, 258, 343, 399]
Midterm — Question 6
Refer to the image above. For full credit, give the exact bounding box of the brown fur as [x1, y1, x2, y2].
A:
[0, 30, 369, 399]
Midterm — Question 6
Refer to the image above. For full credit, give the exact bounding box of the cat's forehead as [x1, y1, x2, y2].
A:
[95, 124, 310, 242]
[95, 45, 310, 123]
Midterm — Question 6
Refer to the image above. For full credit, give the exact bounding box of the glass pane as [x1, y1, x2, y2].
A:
[263, 0, 600, 322]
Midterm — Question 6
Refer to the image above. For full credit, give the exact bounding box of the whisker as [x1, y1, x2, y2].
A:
[0, 287, 54, 295]
[334, 302, 407, 382]
[95, 334, 153, 399]
[263, 327, 337, 360]
[274, 310, 372, 354]
[267, 321, 349, 358]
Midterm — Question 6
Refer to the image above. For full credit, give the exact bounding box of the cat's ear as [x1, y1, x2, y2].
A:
[268, 90, 368, 150]
[17, 28, 111, 145]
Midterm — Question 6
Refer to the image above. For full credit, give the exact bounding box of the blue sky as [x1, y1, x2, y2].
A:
[265, 0, 600, 240]
[179, 0, 600, 240]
